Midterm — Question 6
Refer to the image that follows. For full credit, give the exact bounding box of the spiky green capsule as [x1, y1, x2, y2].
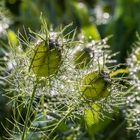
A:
[31, 39, 61, 77]
[73, 48, 92, 69]
[80, 71, 110, 100]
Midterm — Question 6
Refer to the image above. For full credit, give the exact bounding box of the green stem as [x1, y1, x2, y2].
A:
[48, 104, 76, 138]
[21, 80, 38, 140]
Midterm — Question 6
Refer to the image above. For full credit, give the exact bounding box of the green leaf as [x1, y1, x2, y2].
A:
[82, 24, 101, 40]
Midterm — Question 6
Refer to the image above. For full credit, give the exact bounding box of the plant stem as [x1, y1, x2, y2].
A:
[21, 80, 38, 140]
[48, 104, 76, 138]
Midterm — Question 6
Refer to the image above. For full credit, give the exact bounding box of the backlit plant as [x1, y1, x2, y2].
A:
[2, 20, 129, 140]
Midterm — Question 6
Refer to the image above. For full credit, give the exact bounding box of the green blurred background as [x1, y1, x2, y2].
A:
[1, 0, 140, 63]
[0, 0, 140, 139]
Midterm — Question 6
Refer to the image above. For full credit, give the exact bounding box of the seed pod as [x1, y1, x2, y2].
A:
[31, 39, 61, 77]
[84, 103, 111, 135]
[73, 48, 92, 69]
[84, 103, 100, 127]
[80, 71, 110, 100]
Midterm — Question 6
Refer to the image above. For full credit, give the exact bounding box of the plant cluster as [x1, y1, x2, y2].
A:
[0, 21, 129, 140]
[0, 0, 140, 140]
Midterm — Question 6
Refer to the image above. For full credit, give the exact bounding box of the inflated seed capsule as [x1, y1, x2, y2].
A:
[80, 71, 110, 100]
[84, 103, 111, 135]
[31, 38, 61, 77]
[73, 47, 92, 69]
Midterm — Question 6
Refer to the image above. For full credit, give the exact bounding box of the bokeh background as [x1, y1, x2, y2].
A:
[0, 0, 140, 139]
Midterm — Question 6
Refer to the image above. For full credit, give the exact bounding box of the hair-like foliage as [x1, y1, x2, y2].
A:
[126, 33, 140, 138]
[1, 20, 128, 140]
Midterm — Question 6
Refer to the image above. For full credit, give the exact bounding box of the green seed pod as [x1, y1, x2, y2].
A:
[84, 103, 100, 127]
[80, 71, 110, 100]
[73, 47, 92, 69]
[84, 103, 111, 135]
[31, 39, 61, 77]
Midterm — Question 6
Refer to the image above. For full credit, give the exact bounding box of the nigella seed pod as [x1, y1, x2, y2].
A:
[80, 71, 110, 100]
[31, 38, 61, 78]
[73, 47, 92, 69]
